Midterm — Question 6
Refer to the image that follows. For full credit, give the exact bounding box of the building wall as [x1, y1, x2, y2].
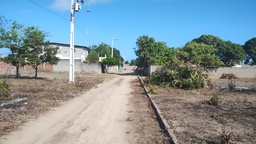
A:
[53, 59, 101, 73]
[50, 44, 88, 61]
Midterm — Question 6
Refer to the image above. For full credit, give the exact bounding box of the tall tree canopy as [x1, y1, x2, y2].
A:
[179, 42, 223, 69]
[0, 16, 26, 77]
[135, 35, 178, 67]
[192, 35, 245, 66]
[23, 26, 59, 78]
[243, 37, 256, 65]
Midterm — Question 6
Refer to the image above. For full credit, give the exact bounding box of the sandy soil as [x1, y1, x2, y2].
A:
[128, 77, 170, 144]
[149, 78, 256, 144]
[0, 72, 169, 144]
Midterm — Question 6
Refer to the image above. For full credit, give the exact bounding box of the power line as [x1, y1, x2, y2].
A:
[28, 0, 69, 22]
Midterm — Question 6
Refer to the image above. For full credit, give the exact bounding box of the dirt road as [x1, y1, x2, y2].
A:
[1, 74, 143, 144]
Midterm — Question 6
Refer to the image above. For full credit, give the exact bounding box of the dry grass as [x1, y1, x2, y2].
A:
[0, 72, 114, 137]
[149, 78, 256, 144]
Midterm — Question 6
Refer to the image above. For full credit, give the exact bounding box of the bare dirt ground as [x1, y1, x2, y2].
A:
[129, 77, 170, 144]
[149, 78, 256, 144]
[0, 71, 169, 144]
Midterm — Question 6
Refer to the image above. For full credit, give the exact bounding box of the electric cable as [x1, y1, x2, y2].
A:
[28, 0, 69, 22]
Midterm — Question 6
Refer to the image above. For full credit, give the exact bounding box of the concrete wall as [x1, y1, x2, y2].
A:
[145, 65, 256, 78]
[208, 67, 256, 78]
[53, 59, 101, 73]
[50, 43, 88, 61]
[143, 65, 163, 76]
[124, 64, 136, 71]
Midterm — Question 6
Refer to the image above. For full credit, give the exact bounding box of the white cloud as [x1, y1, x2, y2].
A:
[51, 0, 113, 11]
[51, 0, 70, 11]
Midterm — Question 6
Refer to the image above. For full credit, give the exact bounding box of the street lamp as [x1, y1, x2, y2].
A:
[111, 38, 118, 58]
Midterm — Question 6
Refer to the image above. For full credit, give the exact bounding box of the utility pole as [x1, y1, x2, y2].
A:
[111, 38, 118, 58]
[69, 0, 84, 83]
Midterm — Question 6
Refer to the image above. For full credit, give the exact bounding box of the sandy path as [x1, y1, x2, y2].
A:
[0, 75, 136, 144]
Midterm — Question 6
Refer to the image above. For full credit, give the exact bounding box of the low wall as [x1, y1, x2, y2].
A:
[208, 67, 256, 78]
[53, 59, 101, 73]
[145, 65, 256, 79]
[0, 61, 53, 75]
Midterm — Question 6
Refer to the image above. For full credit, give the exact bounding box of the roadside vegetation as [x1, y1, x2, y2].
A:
[133, 35, 256, 143]
[133, 35, 255, 90]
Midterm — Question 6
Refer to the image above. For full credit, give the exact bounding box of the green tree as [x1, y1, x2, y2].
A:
[86, 51, 99, 63]
[24, 27, 59, 78]
[130, 59, 137, 66]
[0, 17, 26, 77]
[192, 35, 245, 66]
[95, 43, 112, 57]
[125, 61, 129, 64]
[90, 43, 124, 65]
[243, 37, 256, 65]
[218, 41, 245, 66]
[135, 35, 176, 67]
[179, 42, 223, 69]
[0, 16, 9, 48]
[102, 57, 118, 66]
[192, 34, 222, 47]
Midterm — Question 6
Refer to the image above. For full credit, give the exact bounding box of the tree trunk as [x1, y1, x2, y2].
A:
[16, 63, 20, 78]
[34, 66, 38, 79]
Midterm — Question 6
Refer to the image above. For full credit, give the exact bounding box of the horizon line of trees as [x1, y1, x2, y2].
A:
[131, 35, 256, 68]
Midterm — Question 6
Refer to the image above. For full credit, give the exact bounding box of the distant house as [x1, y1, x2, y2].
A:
[49, 42, 89, 72]
[49, 42, 89, 62]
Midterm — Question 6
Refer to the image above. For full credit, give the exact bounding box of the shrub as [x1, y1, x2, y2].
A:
[220, 73, 237, 79]
[0, 79, 10, 97]
[149, 85, 158, 94]
[207, 95, 220, 106]
[86, 51, 99, 63]
[102, 57, 118, 66]
[146, 65, 208, 90]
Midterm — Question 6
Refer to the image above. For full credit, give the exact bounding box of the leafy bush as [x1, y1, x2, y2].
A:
[0, 79, 10, 97]
[102, 57, 118, 66]
[207, 95, 220, 106]
[146, 65, 208, 89]
[149, 85, 158, 94]
[86, 51, 99, 63]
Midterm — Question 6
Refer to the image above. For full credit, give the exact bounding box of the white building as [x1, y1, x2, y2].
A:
[50, 42, 89, 62]
[49, 42, 89, 72]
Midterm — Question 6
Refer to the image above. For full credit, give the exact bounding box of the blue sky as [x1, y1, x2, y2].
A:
[1, 0, 256, 61]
